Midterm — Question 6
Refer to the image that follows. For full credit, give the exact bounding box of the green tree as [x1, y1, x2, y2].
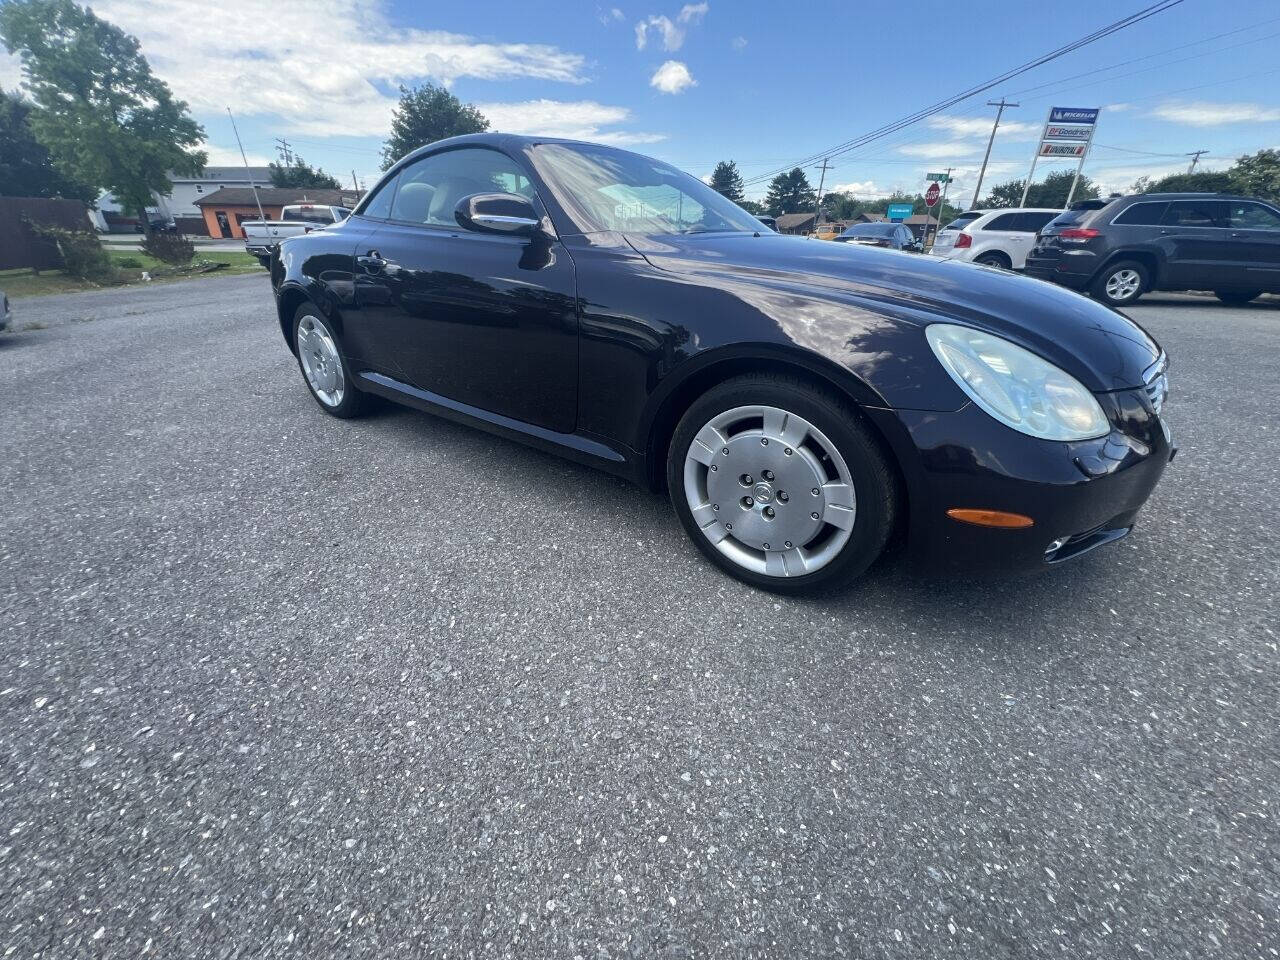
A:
[381, 83, 488, 170]
[1137, 170, 1233, 194]
[269, 155, 341, 189]
[0, 88, 96, 202]
[1227, 148, 1280, 202]
[982, 170, 1097, 209]
[708, 160, 745, 204]
[0, 0, 205, 237]
[764, 167, 816, 216]
[818, 191, 864, 221]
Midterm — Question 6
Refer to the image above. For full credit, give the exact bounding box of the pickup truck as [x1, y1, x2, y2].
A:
[243, 204, 352, 265]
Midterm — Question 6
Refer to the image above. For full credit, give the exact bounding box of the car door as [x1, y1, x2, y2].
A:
[352, 146, 579, 434]
[978, 211, 1023, 263]
[1157, 200, 1232, 289]
[1224, 200, 1280, 291]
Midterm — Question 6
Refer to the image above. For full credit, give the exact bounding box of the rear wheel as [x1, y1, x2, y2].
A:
[667, 373, 896, 594]
[974, 251, 1012, 269]
[1214, 289, 1262, 306]
[1092, 260, 1148, 307]
[292, 304, 369, 418]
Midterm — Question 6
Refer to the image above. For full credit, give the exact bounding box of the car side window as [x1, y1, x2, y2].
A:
[1161, 201, 1228, 228]
[1113, 202, 1168, 226]
[358, 176, 398, 220]
[389, 148, 534, 227]
[1229, 202, 1280, 230]
[985, 213, 1021, 232]
[1018, 212, 1057, 232]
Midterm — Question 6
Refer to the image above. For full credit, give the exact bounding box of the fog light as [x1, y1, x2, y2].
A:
[1045, 536, 1069, 555]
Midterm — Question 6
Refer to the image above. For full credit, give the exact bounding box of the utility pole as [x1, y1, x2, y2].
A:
[227, 107, 266, 225]
[1186, 149, 1208, 174]
[811, 158, 833, 233]
[970, 98, 1018, 210]
[351, 170, 360, 192]
[274, 138, 294, 166]
[933, 166, 954, 247]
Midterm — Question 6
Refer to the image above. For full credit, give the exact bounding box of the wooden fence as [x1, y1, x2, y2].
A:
[0, 197, 92, 271]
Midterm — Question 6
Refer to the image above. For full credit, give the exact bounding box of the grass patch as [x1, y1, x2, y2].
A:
[1, 248, 264, 298]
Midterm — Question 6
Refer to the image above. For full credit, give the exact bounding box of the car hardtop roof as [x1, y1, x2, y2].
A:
[391, 132, 634, 170]
[1119, 192, 1261, 202]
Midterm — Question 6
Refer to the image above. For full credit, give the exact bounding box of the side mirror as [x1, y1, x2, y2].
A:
[455, 193, 541, 236]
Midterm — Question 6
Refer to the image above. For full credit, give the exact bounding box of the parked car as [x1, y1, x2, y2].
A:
[811, 222, 844, 241]
[756, 216, 777, 231]
[1, 290, 10, 332]
[834, 222, 922, 251]
[930, 208, 1060, 269]
[243, 204, 352, 266]
[134, 215, 177, 234]
[271, 134, 1173, 593]
[1025, 193, 1280, 306]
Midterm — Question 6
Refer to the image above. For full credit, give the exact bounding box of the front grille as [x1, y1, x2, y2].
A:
[1143, 353, 1169, 415]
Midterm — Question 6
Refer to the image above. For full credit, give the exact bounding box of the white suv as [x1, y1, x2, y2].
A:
[929, 208, 1061, 270]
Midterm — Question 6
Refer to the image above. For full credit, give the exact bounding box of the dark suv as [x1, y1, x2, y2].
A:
[1024, 193, 1280, 306]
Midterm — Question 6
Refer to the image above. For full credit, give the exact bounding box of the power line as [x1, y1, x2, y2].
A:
[742, 0, 1185, 185]
[1185, 149, 1208, 173]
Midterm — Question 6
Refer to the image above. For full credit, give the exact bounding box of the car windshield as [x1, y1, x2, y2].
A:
[530, 143, 764, 236]
[842, 223, 895, 237]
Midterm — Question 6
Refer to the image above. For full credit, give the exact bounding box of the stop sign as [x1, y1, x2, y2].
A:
[925, 182, 941, 207]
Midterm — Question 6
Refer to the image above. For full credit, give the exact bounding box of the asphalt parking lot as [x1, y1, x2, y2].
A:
[1, 274, 1276, 959]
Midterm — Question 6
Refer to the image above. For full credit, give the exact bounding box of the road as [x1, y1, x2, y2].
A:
[1, 276, 1276, 959]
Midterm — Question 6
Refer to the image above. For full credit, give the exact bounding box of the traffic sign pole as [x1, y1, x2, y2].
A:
[1019, 107, 1052, 208]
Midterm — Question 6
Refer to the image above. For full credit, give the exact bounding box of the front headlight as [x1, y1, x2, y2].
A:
[926, 323, 1110, 441]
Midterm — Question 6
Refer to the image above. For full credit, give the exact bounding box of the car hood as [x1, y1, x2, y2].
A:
[626, 232, 1161, 392]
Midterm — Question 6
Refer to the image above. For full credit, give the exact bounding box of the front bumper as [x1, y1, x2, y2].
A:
[865, 388, 1175, 574]
[245, 243, 277, 258]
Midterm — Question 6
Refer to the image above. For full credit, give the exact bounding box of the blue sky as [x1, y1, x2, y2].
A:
[3, 0, 1278, 205]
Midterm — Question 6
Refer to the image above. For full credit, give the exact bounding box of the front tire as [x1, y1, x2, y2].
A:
[292, 304, 369, 418]
[1214, 289, 1262, 306]
[1092, 260, 1148, 307]
[666, 373, 897, 594]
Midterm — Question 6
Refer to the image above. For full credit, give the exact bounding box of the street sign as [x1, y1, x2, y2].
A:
[1038, 142, 1087, 158]
[886, 202, 913, 221]
[924, 183, 941, 207]
[1049, 107, 1100, 125]
[1043, 124, 1092, 141]
[925, 172, 952, 182]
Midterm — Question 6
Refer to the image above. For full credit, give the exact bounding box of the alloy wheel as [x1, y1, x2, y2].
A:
[682, 405, 855, 577]
[1105, 268, 1141, 301]
[297, 315, 345, 407]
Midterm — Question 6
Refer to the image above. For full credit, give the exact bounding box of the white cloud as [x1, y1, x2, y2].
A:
[65, 0, 588, 138]
[202, 143, 273, 166]
[598, 6, 625, 24]
[825, 180, 882, 198]
[731, 35, 748, 51]
[635, 3, 708, 51]
[1153, 100, 1280, 127]
[476, 99, 665, 145]
[1103, 103, 1131, 113]
[0, 50, 23, 91]
[927, 114, 1038, 139]
[897, 141, 986, 159]
[650, 60, 695, 94]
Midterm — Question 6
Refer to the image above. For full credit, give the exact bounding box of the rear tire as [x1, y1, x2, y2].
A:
[1092, 260, 1148, 307]
[1214, 289, 1262, 306]
[666, 373, 897, 594]
[292, 304, 370, 418]
[974, 251, 1011, 269]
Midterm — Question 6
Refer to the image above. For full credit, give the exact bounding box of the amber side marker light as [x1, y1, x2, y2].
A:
[946, 508, 1035, 529]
